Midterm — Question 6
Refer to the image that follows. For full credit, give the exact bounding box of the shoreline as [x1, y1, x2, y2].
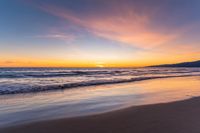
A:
[1, 76, 200, 131]
[2, 96, 200, 133]
[1, 74, 199, 95]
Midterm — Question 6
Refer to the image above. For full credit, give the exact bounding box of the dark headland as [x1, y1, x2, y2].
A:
[150, 60, 200, 67]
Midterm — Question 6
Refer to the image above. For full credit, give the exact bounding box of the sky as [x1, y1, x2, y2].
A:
[1, 0, 200, 67]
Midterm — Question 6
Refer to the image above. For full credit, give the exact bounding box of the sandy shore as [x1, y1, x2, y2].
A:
[2, 97, 200, 133]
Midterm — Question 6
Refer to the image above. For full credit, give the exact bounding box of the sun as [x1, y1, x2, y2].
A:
[95, 62, 105, 68]
[96, 64, 104, 68]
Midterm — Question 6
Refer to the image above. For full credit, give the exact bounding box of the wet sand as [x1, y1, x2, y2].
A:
[2, 97, 200, 133]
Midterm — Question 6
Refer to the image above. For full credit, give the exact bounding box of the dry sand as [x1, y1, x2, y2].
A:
[1, 97, 200, 133]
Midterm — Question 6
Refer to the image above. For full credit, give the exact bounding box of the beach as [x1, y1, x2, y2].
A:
[1, 97, 200, 133]
[1, 76, 200, 127]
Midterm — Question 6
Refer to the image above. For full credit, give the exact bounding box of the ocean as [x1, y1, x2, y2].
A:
[1, 67, 200, 127]
[1, 67, 200, 95]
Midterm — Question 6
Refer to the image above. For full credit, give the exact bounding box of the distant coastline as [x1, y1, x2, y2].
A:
[150, 60, 200, 67]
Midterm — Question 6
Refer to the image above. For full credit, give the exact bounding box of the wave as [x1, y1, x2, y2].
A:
[0, 70, 128, 79]
[0, 71, 193, 79]
[0, 74, 197, 95]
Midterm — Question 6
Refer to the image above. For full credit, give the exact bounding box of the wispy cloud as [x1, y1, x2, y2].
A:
[35, 33, 74, 41]
[34, 32, 75, 41]
[39, 4, 182, 49]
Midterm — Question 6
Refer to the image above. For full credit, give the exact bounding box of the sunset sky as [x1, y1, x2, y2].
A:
[1, 0, 200, 67]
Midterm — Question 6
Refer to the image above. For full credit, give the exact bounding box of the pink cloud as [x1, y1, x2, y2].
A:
[39, 4, 182, 49]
